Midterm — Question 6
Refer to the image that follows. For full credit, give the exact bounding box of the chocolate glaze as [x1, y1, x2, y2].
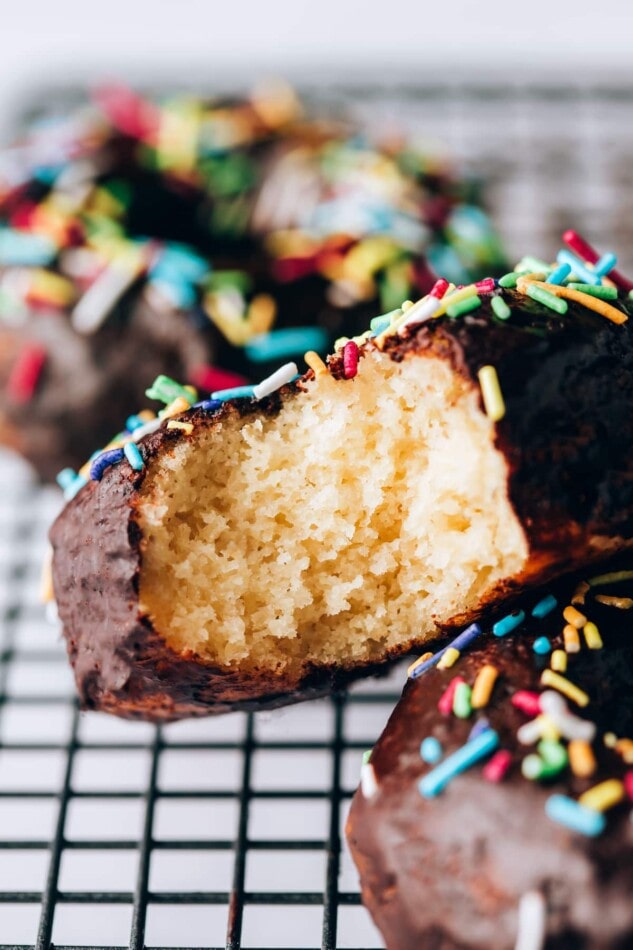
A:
[50, 292, 633, 720]
[346, 566, 633, 949]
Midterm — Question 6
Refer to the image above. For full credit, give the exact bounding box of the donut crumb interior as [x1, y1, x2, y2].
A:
[137, 349, 528, 677]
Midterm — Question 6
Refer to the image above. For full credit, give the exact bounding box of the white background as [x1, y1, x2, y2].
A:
[1, 0, 633, 128]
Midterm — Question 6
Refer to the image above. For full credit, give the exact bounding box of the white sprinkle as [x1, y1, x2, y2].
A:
[360, 762, 379, 800]
[46, 600, 59, 625]
[132, 418, 163, 442]
[515, 891, 547, 950]
[517, 719, 545, 745]
[71, 263, 140, 334]
[253, 362, 298, 400]
[398, 294, 441, 331]
[539, 691, 596, 742]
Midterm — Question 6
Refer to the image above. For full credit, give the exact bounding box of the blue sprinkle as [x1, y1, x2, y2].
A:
[533, 636, 552, 656]
[420, 737, 443, 764]
[211, 385, 255, 402]
[90, 448, 125, 481]
[532, 594, 557, 619]
[409, 649, 447, 679]
[546, 263, 571, 286]
[125, 414, 146, 432]
[556, 250, 601, 286]
[124, 442, 144, 472]
[409, 623, 483, 681]
[594, 252, 617, 278]
[150, 243, 209, 283]
[150, 276, 197, 310]
[468, 718, 491, 742]
[370, 309, 401, 331]
[56, 468, 77, 491]
[493, 610, 525, 638]
[545, 795, 606, 837]
[0, 228, 57, 266]
[245, 327, 328, 363]
[418, 729, 499, 798]
[195, 399, 223, 412]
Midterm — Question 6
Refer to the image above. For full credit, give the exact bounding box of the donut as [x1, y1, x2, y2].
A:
[0, 82, 505, 479]
[346, 561, 633, 949]
[48, 234, 633, 720]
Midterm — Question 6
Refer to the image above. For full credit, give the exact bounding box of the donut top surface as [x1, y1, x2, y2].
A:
[348, 564, 633, 949]
[0, 81, 504, 376]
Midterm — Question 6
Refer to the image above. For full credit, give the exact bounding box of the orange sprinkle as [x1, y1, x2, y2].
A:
[563, 605, 587, 629]
[471, 664, 499, 709]
[563, 624, 581, 653]
[568, 740, 596, 778]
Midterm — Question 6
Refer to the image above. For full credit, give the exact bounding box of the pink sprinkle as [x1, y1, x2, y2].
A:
[475, 278, 496, 294]
[7, 345, 47, 403]
[93, 83, 160, 142]
[511, 690, 542, 717]
[563, 229, 633, 293]
[430, 278, 450, 299]
[625, 771, 633, 802]
[189, 365, 249, 393]
[483, 750, 513, 783]
[438, 676, 465, 716]
[343, 340, 360, 379]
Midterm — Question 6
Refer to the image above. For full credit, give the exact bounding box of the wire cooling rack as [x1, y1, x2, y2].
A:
[3, 78, 633, 949]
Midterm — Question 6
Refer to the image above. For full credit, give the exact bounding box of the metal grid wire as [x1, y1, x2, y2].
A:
[2, 79, 633, 949]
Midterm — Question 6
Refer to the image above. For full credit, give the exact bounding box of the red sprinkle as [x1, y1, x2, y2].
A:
[188, 365, 249, 393]
[475, 278, 496, 294]
[430, 278, 450, 299]
[625, 771, 633, 802]
[511, 690, 542, 717]
[563, 229, 633, 293]
[272, 255, 319, 283]
[438, 676, 465, 716]
[483, 750, 513, 783]
[93, 84, 161, 142]
[7, 344, 47, 403]
[343, 340, 360, 379]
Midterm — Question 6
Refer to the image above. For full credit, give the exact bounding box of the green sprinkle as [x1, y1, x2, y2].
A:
[491, 295, 511, 320]
[499, 270, 530, 288]
[567, 283, 618, 300]
[538, 740, 568, 772]
[453, 682, 473, 719]
[362, 750, 372, 765]
[446, 295, 481, 319]
[370, 309, 401, 331]
[526, 284, 568, 315]
[145, 375, 196, 406]
[516, 256, 551, 273]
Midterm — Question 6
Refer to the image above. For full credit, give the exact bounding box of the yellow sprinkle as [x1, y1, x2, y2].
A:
[160, 396, 191, 420]
[247, 293, 277, 336]
[471, 664, 499, 709]
[595, 594, 633, 609]
[434, 284, 477, 317]
[537, 714, 561, 742]
[563, 624, 581, 653]
[568, 740, 596, 778]
[579, 779, 625, 812]
[477, 365, 505, 422]
[407, 652, 434, 677]
[167, 421, 193, 434]
[137, 410, 155, 423]
[540, 669, 589, 707]
[583, 621, 603, 650]
[437, 647, 460, 670]
[400, 299, 414, 312]
[604, 732, 618, 749]
[615, 739, 633, 764]
[40, 548, 54, 604]
[571, 581, 589, 606]
[551, 649, 567, 673]
[516, 278, 627, 325]
[563, 605, 587, 629]
[589, 569, 633, 586]
[304, 351, 328, 377]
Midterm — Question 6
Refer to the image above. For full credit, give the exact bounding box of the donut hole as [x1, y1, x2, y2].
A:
[136, 348, 528, 680]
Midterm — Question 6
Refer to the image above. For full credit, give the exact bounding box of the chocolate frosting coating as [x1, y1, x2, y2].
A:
[50, 291, 633, 720]
[346, 567, 633, 949]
